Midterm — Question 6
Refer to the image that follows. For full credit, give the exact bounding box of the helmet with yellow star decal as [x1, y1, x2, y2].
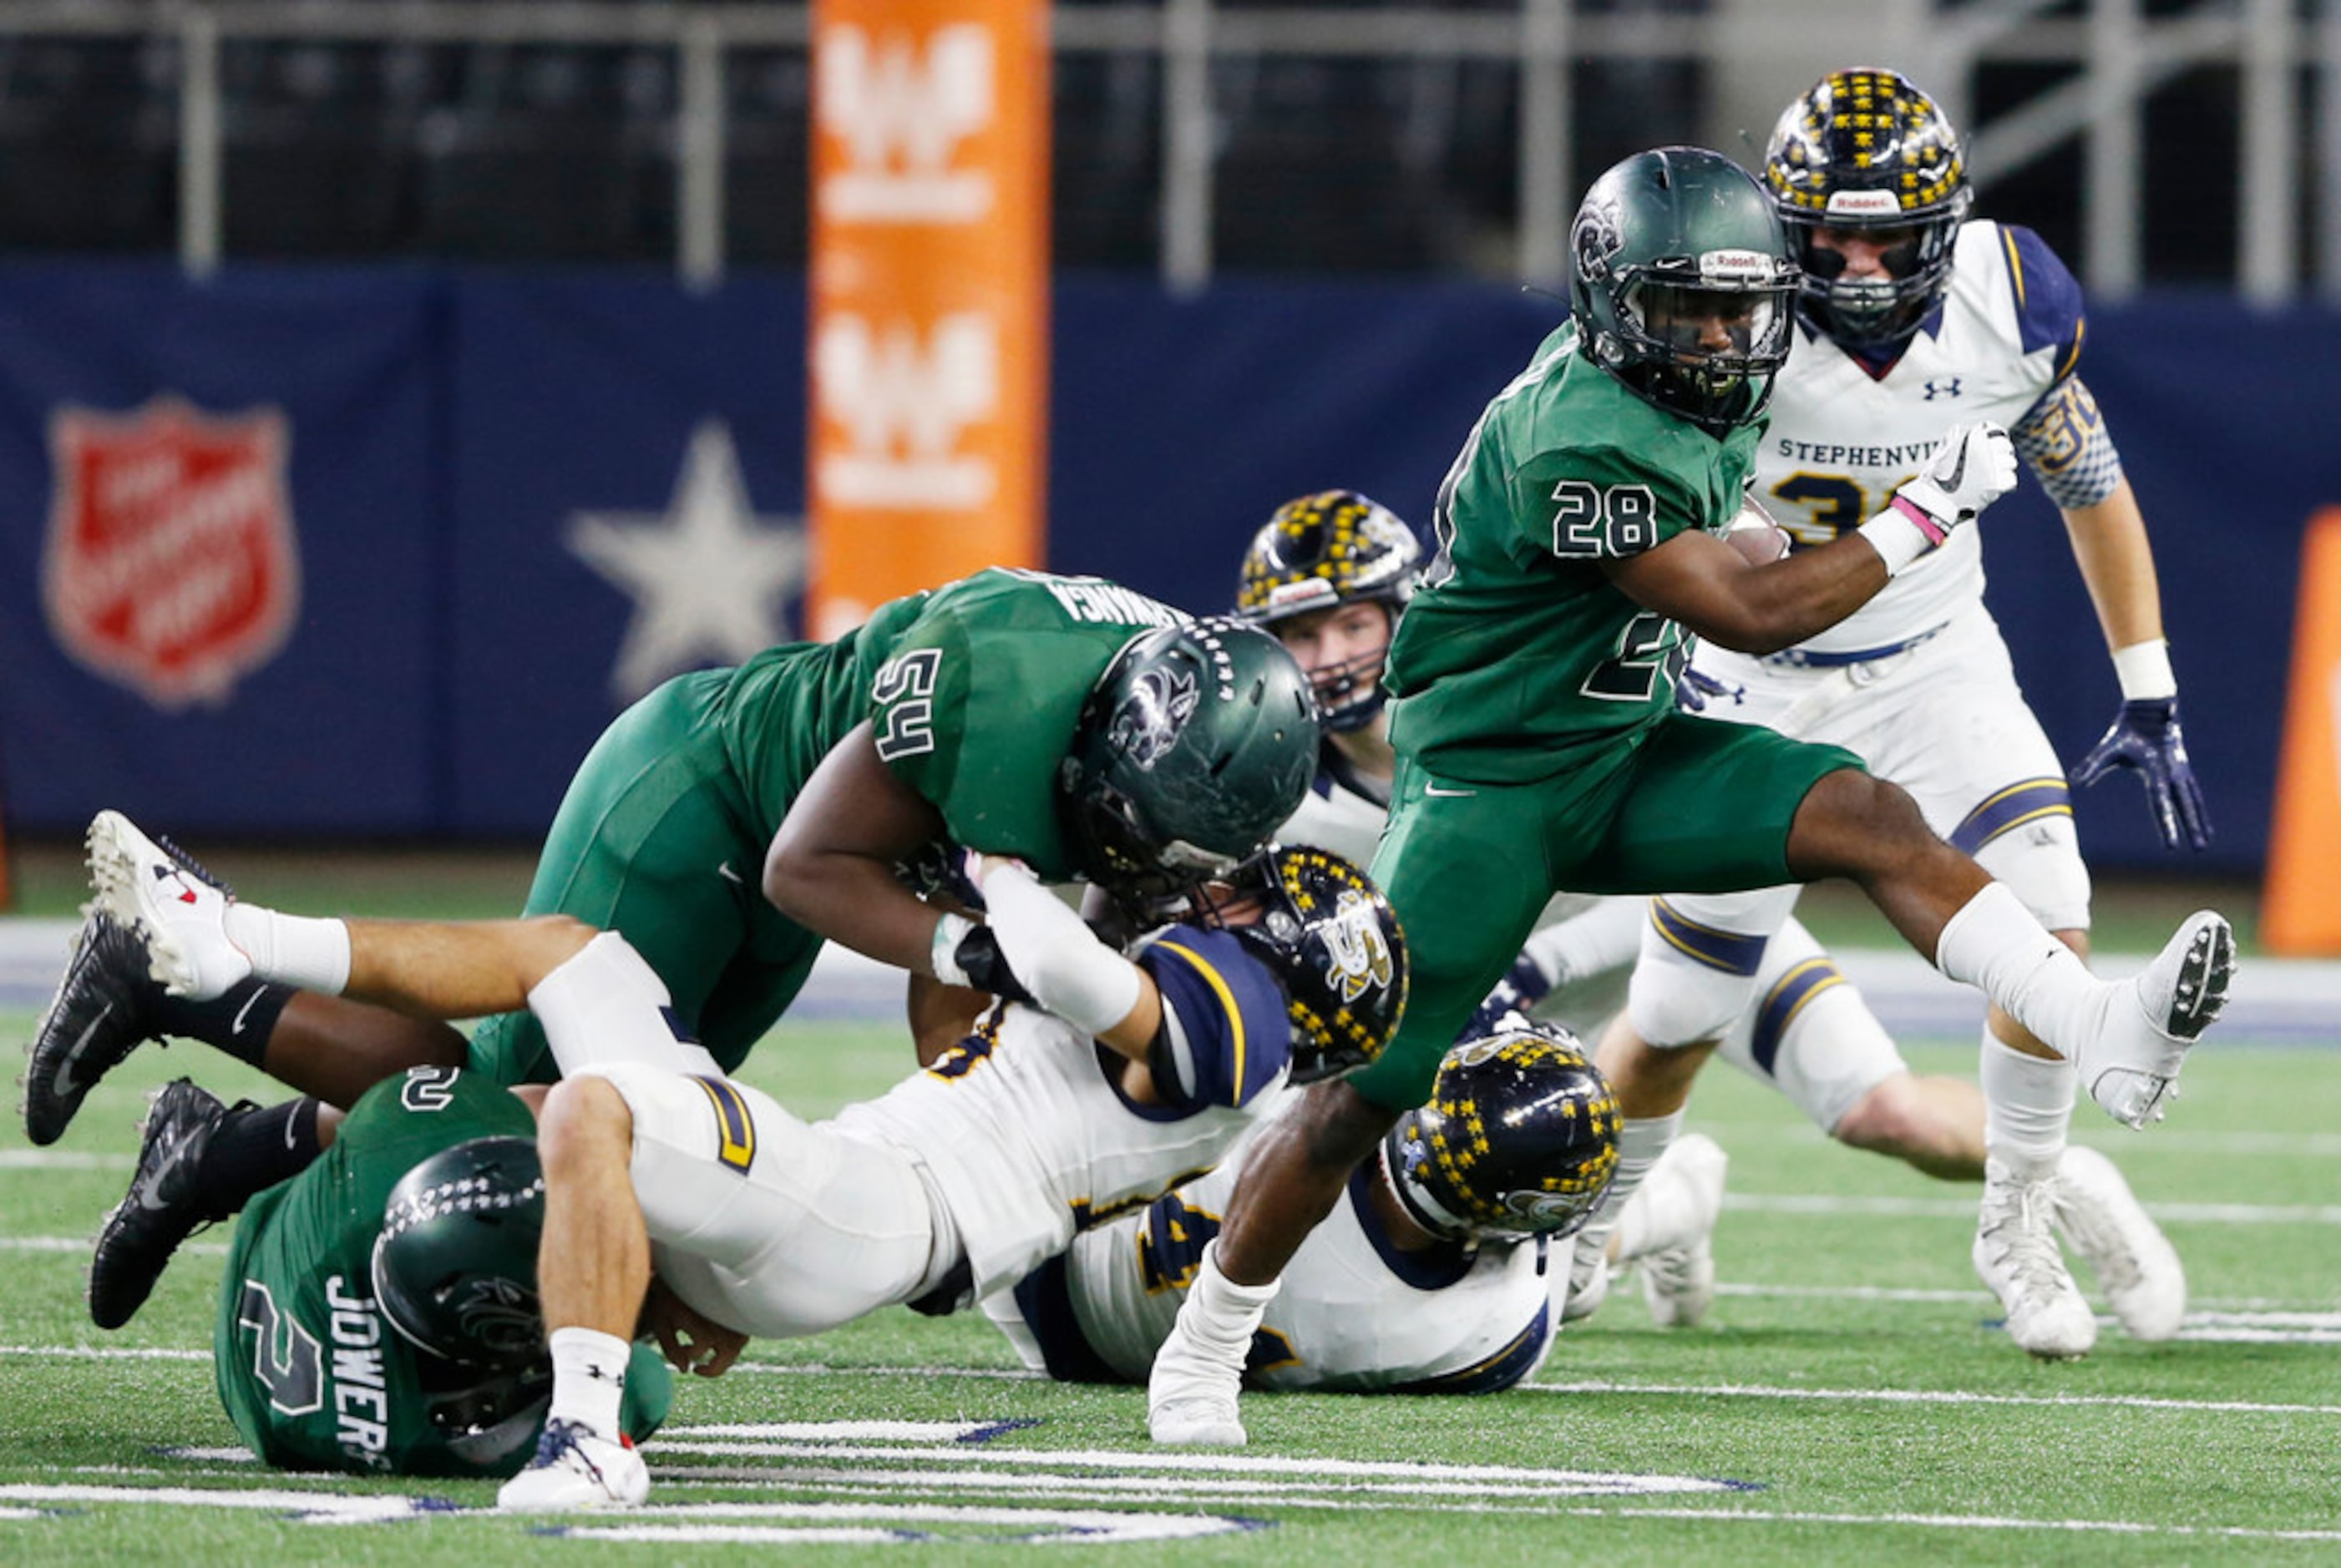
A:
[1381, 1021, 1620, 1244]
[1211, 844, 1409, 1086]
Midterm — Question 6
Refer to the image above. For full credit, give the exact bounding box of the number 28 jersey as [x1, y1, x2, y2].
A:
[1389, 322, 1763, 785]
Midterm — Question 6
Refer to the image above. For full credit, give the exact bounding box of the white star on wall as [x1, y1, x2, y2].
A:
[566, 419, 808, 703]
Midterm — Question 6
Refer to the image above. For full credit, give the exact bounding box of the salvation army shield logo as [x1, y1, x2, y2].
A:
[43, 397, 301, 707]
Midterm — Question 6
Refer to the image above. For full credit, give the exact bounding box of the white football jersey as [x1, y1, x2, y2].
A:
[1279, 747, 1392, 868]
[834, 924, 1292, 1299]
[996, 1122, 1556, 1393]
[1751, 220, 2084, 654]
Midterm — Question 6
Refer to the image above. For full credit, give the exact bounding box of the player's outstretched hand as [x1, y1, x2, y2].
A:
[1891, 421, 2019, 538]
[2072, 697, 2214, 852]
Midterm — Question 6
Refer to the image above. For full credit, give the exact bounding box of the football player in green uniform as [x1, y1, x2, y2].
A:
[100, 1065, 671, 1478]
[1145, 146, 2235, 1446]
[26, 571, 1318, 1131]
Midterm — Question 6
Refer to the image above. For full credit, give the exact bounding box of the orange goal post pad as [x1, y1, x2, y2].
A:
[2261, 507, 2341, 955]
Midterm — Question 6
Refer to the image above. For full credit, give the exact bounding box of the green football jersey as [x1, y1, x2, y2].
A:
[1387, 322, 1765, 784]
[721, 567, 1183, 880]
[215, 1069, 671, 1478]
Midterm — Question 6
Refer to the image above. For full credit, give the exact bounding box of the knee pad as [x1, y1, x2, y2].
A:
[1624, 893, 1796, 1048]
[1972, 811, 2091, 934]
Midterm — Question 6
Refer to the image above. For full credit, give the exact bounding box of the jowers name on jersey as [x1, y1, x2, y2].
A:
[215, 1069, 669, 1478]
[833, 924, 1294, 1301]
[993, 1109, 1555, 1394]
[1753, 221, 2085, 655]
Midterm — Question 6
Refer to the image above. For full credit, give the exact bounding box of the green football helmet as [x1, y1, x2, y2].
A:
[1568, 146, 1800, 436]
[1382, 1020, 1621, 1245]
[1059, 617, 1320, 912]
[371, 1136, 547, 1372]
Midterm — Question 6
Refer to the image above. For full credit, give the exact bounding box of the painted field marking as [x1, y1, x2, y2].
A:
[1725, 1193, 2341, 1226]
[1535, 1381, 2341, 1416]
[550, 1500, 1260, 1545]
[1573, 1505, 2341, 1545]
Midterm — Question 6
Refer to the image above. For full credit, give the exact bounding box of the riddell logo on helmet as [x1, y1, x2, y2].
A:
[43, 397, 300, 709]
[1826, 190, 1903, 217]
[1700, 250, 1777, 281]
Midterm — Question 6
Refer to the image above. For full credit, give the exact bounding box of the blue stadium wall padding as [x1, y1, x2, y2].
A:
[0, 258, 2328, 876]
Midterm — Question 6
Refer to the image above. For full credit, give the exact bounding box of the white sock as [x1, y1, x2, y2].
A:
[1587, 1110, 1684, 1262]
[1933, 883, 2110, 1061]
[223, 906, 352, 995]
[547, 1326, 631, 1439]
[1180, 1240, 1279, 1352]
[1981, 1031, 2075, 1181]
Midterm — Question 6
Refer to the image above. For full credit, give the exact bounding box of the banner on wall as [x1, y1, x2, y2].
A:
[805, 0, 1049, 638]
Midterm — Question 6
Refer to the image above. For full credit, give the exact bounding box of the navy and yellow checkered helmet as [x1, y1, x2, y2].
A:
[1234, 491, 1421, 734]
[1222, 844, 1409, 1085]
[1382, 1022, 1620, 1245]
[1763, 68, 1974, 350]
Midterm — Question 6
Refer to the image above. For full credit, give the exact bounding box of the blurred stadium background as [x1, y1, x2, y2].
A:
[0, 0, 2335, 927]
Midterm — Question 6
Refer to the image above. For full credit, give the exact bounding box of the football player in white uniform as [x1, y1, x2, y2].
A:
[990, 1019, 1728, 1395]
[89, 807, 1408, 1510]
[1235, 486, 2183, 1343]
[1585, 68, 2212, 1361]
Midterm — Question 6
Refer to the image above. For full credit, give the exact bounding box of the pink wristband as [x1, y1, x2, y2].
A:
[1890, 494, 1949, 546]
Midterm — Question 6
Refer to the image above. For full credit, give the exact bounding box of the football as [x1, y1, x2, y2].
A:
[1725, 501, 1791, 565]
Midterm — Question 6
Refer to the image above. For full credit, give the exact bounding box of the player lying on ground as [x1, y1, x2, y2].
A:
[24, 581, 1317, 1134]
[93, 1066, 672, 1477]
[993, 1019, 1727, 1393]
[86, 812, 1410, 1510]
[1238, 488, 2182, 1341]
[1146, 148, 2233, 1447]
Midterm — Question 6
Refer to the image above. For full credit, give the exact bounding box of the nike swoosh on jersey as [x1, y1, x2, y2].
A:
[1423, 783, 1478, 798]
[717, 862, 745, 885]
[49, 1002, 115, 1099]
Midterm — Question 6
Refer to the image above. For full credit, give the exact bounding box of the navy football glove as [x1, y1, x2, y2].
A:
[1461, 953, 1554, 1042]
[1675, 667, 1743, 714]
[2071, 697, 2213, 852]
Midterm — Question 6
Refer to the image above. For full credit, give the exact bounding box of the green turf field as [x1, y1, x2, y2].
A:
[0, 847, 2333, 1562]
[5, 1014, 2337, 1560]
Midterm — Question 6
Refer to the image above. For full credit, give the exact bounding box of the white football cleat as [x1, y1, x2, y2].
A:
[1147, 1317, 1248, 1447]
[2073, 912, 2233, 1129]
[84, 811, 251, 1002]
[2055, 1144, 2186, 1342]
[1634, 1133, 1728, 1329]
[1558, 1233, 1610, 1324]
[1974, 1159, 2097, 1360]
[496, 1419, 649, 1511]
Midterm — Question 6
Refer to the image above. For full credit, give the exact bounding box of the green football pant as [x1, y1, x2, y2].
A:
[1351, 713, 1864, 1110]
[467, 670, 823, 1085]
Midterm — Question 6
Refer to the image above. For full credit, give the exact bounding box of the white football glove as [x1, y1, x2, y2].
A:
[1891, 420, 2019, 536]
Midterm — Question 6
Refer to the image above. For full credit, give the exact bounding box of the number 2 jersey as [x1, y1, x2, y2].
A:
[215, 1069, 671, 1477]
[833, 924, 1296, 1302]
[1389, 320, 1762, 785]
[991, 1109, 1558, 1393]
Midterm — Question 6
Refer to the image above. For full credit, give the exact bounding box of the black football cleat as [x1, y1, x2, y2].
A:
[89, 1078, 241, 1330]
[22, 908, 171, 1146]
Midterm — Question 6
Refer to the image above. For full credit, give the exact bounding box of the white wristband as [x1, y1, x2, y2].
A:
[930, 912, 978, 988]
[1856, 505, 1937, 576]
[2110, 638, 2177, 701]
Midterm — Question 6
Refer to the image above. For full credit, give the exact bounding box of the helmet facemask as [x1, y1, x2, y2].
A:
[1765, 68, 1974, 353]
[1608, 263, 1796, 434]
[1235, 491, 1422, 735]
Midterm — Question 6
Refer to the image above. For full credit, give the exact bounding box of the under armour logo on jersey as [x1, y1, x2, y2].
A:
[1923, 377, 1964, 401]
